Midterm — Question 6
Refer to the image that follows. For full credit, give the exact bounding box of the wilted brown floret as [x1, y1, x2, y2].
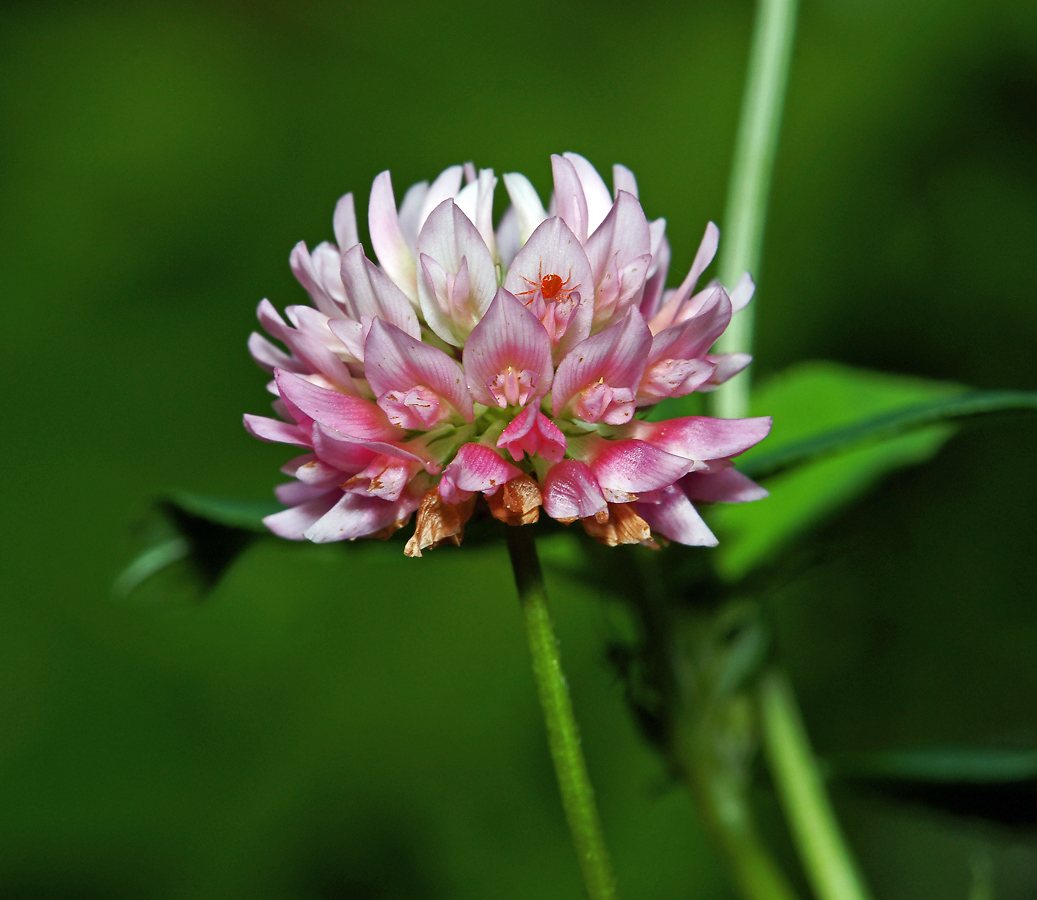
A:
[487, 475, 542, 526]
[404, 490, 477, 557]
[581, 502, 654, 547]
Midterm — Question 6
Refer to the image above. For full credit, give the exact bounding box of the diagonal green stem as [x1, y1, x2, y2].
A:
[679, 726, 803, 900]
[759, 670, 874, 900]
[505, 525, 618, 900]
[711, 0, 799, 420]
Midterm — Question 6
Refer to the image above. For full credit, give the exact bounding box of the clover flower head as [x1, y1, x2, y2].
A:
[245, 154, 771, 554]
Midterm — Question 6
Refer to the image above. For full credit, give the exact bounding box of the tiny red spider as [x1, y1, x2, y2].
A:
[516, 262, 579, 304]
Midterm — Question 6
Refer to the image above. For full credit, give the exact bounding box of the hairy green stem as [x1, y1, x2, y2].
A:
[711, 0, 799, 420]
[505, 525, 618, 900]
[759, 670, 874, 900]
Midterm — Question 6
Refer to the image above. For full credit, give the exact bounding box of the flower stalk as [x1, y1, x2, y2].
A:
[759, 670, 874, 900]
[681, 729, 802, 900]
[702, 1, 874, 898]
[505, 525, 618, 900]
[711, 0, 799, 420]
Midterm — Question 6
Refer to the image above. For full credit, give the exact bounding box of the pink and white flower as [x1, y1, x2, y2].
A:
[245, 155, 771, 554]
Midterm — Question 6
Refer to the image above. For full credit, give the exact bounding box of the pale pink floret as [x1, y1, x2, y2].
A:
[552, 309, 653, 425]
[245, 156, 770, 551]
[620, 415, 773, 464]
[498, 406, 567, 463]
[648, 222, 721, 333]
[583, 190, 652, 331]
[551, 154, 591, 244]
[542, 460, 609, 522]
[417, 199, 498, 345]
[462, 289, 554, 409]
[368, 171, 420, 304]
[503, 217, 594, 357]
[681, 466, 769, 503]
[438, 443, 523, 504]
[364, 318, 474, 428]
[637, 287, 733, 403]
[635, 485, 719, 547]
[578, 437, 699, 503]
[501, 171, 548, 245]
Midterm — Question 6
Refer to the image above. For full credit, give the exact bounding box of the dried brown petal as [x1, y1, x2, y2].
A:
[404, 489, 477, 557]
[581, 502, 652, 547]
[488, 475, 542, 526]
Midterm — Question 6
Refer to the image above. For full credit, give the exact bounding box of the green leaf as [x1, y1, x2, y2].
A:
[741, 389, 1037, 480]
[827, 747, 1037, 784]
[165, 491, 284, 532]
[710, 361, 962, 580]
[115, 493, 284, 599]
[825, 747, 1037, 828]
[710, 362, 1037, 581]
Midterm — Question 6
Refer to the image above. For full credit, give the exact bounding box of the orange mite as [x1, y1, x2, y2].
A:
[517, 264, 576, 303]
[540, 273, 563, 299]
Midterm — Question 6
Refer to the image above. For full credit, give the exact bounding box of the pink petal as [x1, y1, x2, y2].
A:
[311, 423, 436, 473]
[541, 460, 608, 521]
[274, 369, 403, 441]
[637, 357, 716, 404]
[697, 353, 753, 391]
[454, 167, 498, 259]
[308, 425, 378, 471]
[258, 299, 357, 392]
[416, 164, 464, 237]
[248, 331, 300, 373]
[244, 414, 312, 447]
[438, 443, 522, 502]
[639, 221, 671, 322]
[397, 179, 430, 254]
[416, 198, 498, 345]
[289, 241, 341, 318]
[502, 216, 595, 357]
[275, 480, 338, 507]
[621, 416, 772, 462]
[647, 288, 732, 364]
[551, 154, 590, 243]
[563, 152, 612, 235]
[680, 467, 768, 503]
[281, 454, 345, 487]
[612, 164, 638, 200]
[333, 192, 359, 251]
[650, 222, 720, 330]
[342, 454, 420, 502]
[551, 308, 653, 423]
[326, 317, 366, 362]
[587, 438, 697, 502]
[304, 490, 420, 543]
[495, 205, 521, 267]
[363, 318, 474, 424]
[308, 241, 350, 306]
[496, 405, 567, 463]
[583, 190, 652, 329]
[635, 485, 718, 546]
[280, 452, 317, 477]
[264, 491, 341, 540]
[462, 288, 554, 408]
[339, 244, 420, 337]
[729, 272, 755, 313]
[368, 170, 418, 301]
[502, 172, 548, 244]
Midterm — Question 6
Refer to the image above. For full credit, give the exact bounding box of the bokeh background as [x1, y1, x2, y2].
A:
[2, 0, 1036, 897]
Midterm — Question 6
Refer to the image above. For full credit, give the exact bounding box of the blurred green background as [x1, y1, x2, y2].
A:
[2, 0, 1036, 897]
